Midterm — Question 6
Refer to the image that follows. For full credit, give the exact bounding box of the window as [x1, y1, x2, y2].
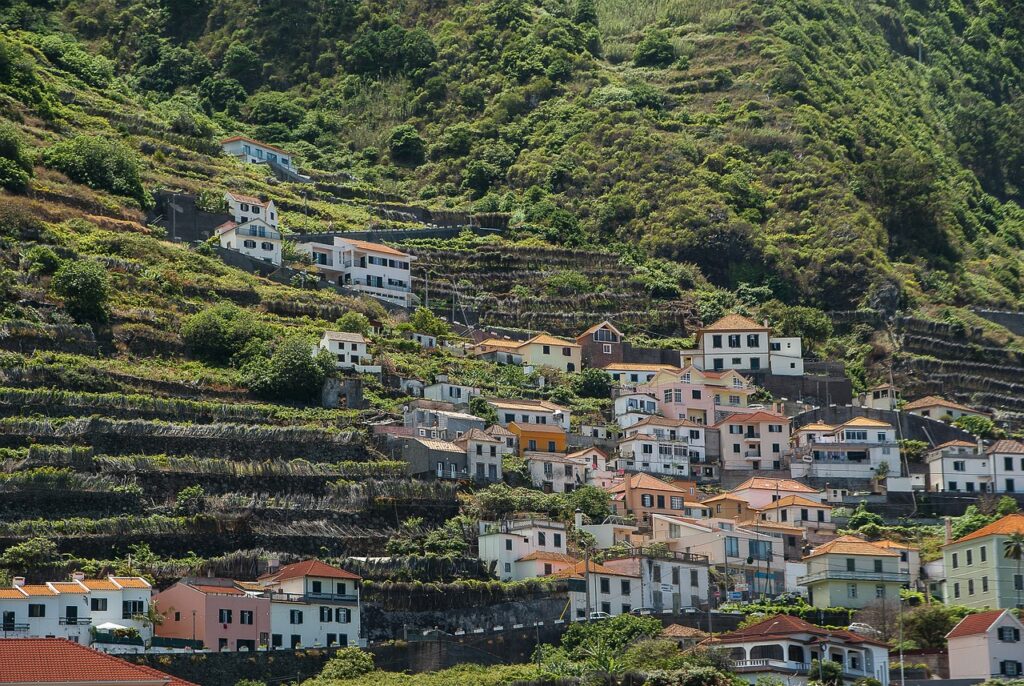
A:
[272, 634, 282, 648]
[243, 239, 256, 249]
[603, 344, 612, 354]
[504, 563, 511, 573]
[240, 610, 254, 625]
[670, 496, 684, 510]
[290, 610, 303, 624]
[712, 335, 722, 349]
[600, 578, 610, 594]
[981, 545, 987, 562]
[542, 345, 550, 354]
[90, 598, 107, 611]
[601, 602, 611, 614]
[967, 549, 973, 565]
[123, 600, 144, 619]
[747, 334, 760, 347]
[982, 576, 989, 592]
[621, 580, 631, 595]
[505, 538, 512, 551]
[952, 553, 959, 569]
[641, 494, 654, 507]
[954, 582, 961, 598]
[291, 635, 301, 649]
[336, 608, 351, 623]
[725, 536, 739, 557]
[874, 559, 883, 573]
[998, 626, 1021, 642]
[219, 638, 228, 651]
[550, 441, 558, 452]
[562, 347, 571, 357]
[261, 242, 274, 251]
[848, 584, 857, 598]
[528, 440, 537, 451]
[1006, 457, 1014, 471]
[691, 569, 699, 586]
[219, 609, 233, 624]
[727, 335, 741, 347]
[28, 604, 45, 617]
[749, 540, 771, 561]
[847, 558, 856, 572]
[538, 532, 546, 546]
[312, 580, 323, 593]
[1000, 661, 1022, 677]
[1015, 574, 1023, 591]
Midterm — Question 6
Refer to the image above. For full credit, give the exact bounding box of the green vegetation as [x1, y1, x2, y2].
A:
[42, 136, 148, 206]
[50, 261, 110, 324]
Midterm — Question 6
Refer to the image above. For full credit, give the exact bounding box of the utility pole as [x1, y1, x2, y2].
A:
[584, 546, 592, 621]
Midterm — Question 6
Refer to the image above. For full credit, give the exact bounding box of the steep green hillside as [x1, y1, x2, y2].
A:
[4, 0, 1021, 311]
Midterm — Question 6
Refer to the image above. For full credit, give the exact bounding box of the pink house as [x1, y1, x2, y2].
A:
[154, 577, 270, 651]
[638, 366, 756, 426]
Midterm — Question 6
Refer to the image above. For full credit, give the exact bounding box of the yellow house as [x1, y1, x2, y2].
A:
[470, 334, 582, 373]
[509, 422, 568, 456]
[797, 535, 909, 609]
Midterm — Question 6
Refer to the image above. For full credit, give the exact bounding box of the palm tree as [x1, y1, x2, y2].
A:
[1004, 532, 1024, 609]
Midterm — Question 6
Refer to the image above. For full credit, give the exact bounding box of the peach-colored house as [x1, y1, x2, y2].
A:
[154, 577, 270, 651]
[608, 473, 706, 523]
[638, 366, 756, 426]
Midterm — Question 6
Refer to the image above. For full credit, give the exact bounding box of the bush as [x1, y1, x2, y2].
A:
[42, 136, 148, 205]
[0, 536, 58, 569]
[182, 304, 272, 366]
[0, 122, 33, 192]
[23, 245, 62, 275]
[310, 648, 375, 679]
[335, 311, 372, 336]
[386, 125, 425, 165]
[242, 335, 334, 402]
[50, 261, 110, 323]
[174, 485, 206, 516]
[0, 204, 43, 239]
[634, 29, 675, 67]
[571, 368, 612, 398]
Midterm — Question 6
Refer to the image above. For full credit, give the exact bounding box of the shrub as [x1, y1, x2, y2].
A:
[181, 304, 272, 366]
[0, 122, 33, 192]
[0, 204, 43, 239]
[42, 136, 148, 205]
[335, 311, 372, 336]
[0, 536, 58, 569]
[242, 335, 334, 402]
[634, 29, 675, 67]
[23, 245, 62, 275]
[50, 261, 110, 323]
[174, 485, 206, 516]
[386, 124, 425, 165]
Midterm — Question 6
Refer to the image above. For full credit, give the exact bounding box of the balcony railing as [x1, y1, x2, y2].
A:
[92, 631, 144, 646]
[743, 433, 762, 440]
[349, 279, 411, 294]
[236, 226, 281, 240]
[59, 617, 92, 626]
[0, 623, 29, 632]
[266, 591, 358, 603]
[152, 636, 204, 650]
[732, 659, 811, 673]
[798, 570, 909, 585]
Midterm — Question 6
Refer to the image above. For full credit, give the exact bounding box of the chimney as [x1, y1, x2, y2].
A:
[574, 508, 583, 529]
[13, 577, 25, 587]
[944, 516, 953, 544]
[72, 571, 85, 582]
[268, 556, 280, 574]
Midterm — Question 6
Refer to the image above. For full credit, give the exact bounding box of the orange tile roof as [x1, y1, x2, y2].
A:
[259, 559, 360, 583]
[509, 422, 566, 435]
[699, 314, 768, 332]
[628, 416, 702, 430]
[873, 539, 919, 551]
[732, 477, 818, 494]
[577, 320, 622, 339]
[836, 416, 893, 429]
[986, 439, 1024, 455]
[527, 333, 579, 347]
[48, 582, 88, 594]
[0, 589, 26, 599]
[566, 447, 608, 460]
[226, 191, 269, 206]
[516, 551, 579, 563]
[20, 585, 57, 596]
[82, 578, 121, 591]
[607, 472, 689, 494]
[186, 583, 245, 595]
[702, 493, 750, 504]
[0, 638, 198, 685]
[804, 535, 897, 559]
[903, 396, 980, 413]
[338, 237, 410, 257]
[930, 440, 978, 451]
[796, 422, 836, 432]
[110, 577, 152, 589]
[737, 519, 804, 534]
[486, 424, 515, 437]
[950, 513, 1024, 544]
[945, 609, 1008, 639]
[759, 495, 832, 509]
[220, 135, 293, 156]
[707, 614, 887, 647]
[485, 397, 567, 412]
[714, 411, 788, 426]
[214, 220, 238, 235]
[662, 624, 708, 638]
[602, 363, 681, 372]
[553, 560, 637, 579]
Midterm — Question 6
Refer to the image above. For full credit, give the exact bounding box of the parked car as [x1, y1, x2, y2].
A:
[848, 622, 883, 638]
[630, 608, 656, 616]
[588, 612, 612, 621]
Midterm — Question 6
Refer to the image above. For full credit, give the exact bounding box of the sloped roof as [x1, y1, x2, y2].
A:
[214, 220, 238, 235]
[872, 539, 919, 551]
[796, 422, 836, 432]
[577, 320, 622, 338]
[226, 191, 269, 206]
[321, 331, 368, 344]
[566, 446, 608, 460]
[602, 363, 681, 373]
[109, 577, 151, 589]
[412, 437, 465, 452]
[737, 519, 804, 534]
[945, 609, 1009, 639]
[836, 416, 893, 428]
[48, 582, 87, 594]
[699, 314, 768, 332]
[702, 493, 750, 504]
[552, 560, 638, 580]
[0, 639, 197, 685]
[804, 535, 897, 559]
[259, 559, 360, 583]
[486, 397, 567, 412]
[714, 411, 788, 426]
[607, 472, 689, 494]
[627, 416, 702, 431]
[662, 624, 708, 639]
[527, 333, 580, 348]
[486, 424, 515, 437]
[0, 589, 26, 599]
[929, 440, 978, 451]
[338, 237, 410, 257]
[187, 583, 246, 596]
[455, 428, 502, 444]
[19, 585, 56, 596]
[950, 513, 1024, 544]
[81, 578, 120, 591]
[221, 135, 293, 156]
[986, 439, 1024, 455]
[732, 477, 818, 494]
[516, 551, 578, 563]
[509, 422, 566, 435]
[903, 396, 979, 413]
[707, 614, 887, 647]
[759, 495, 832, 510]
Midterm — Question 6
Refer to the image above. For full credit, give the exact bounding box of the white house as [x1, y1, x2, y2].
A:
[946, 609, 1023, 679]
[256, 559, 361, 649]
[613, 392, 660, 428]
[680, 314, 804, 376]
[0, 575, 152, 649]
[707, 614, 891, 685]
[423, 381, 481, 405]
[216, 218, 282, 265]
[715, 411, 790, 472]
[789, 417, 900, 481]
[903, 396, 988, 421]
[616, 416, 705, 479]
[225, 191, 279, 229]
[478, 517, 570, 581]
[485, 398, 571, 431]
[221, 136, 297, 170]
[986, 439, 1024, 494]
[855, 384, 900, 411]
[926, 440, 989, 493]
[601, 551, 710, 612]
[556, 560, 642, 619]
[728, 477, 823, 510]
[407, 332, 437, 349]
[757, 495, 836, 544]
[300, 237, 416, 308]
[525, 452, 587, 493]
[318, 331, 379, 373]
[454, 428, 509, 483]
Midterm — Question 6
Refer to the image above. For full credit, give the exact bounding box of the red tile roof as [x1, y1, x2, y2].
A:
[714, 411, 789, 426]
[950, 513, 1024, 544]
[946, 609, 1007, 639]
[804, 535, 897, 559]
[259, 559, 360, 583]
[986, 439, 1024, 455]
[731, 477, 818, 493]
[699, 314, 768, 332]
[516, 551, 579, 563]
[903, 396, 980, 413]
[111, 577, 152, 589]
[226, 191, 269, 206]
[338, 237, 409, 258]
[0, 638, 198, 685]
[708, 614, 887, 647]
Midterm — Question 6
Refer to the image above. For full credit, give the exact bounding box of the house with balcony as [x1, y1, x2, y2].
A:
[798, 536, 909, 609]
[225, 191, 279, 229]
[946, 609, 1024, 680]
[216, 214, 282, 265]
[872, 540, 922, 589]
[943, 513, 1024, 609]
[680, 314, 804, 377]
[715, 411, 790, 472]
[153, 577, 271, 652]
[486, 398, 571, 431]
[256, 559, 361, 649]
[926, 440, 988, 492]
[525, 451, 586, 492]
[639, 366, 757, 426]
[555, 560, 642, 619]
[613, 392, 661, 428]
[616, 416, 706, 480]
[454, 428, 508, 482]
[602, 363, 682, 387]
[0, 575, 152, 649]
[757, 495, 835, 544]
[789, 417, 900, 482]
[729, 477, 823, 510]
[705, 614, 890, 685]
[469, 334, 582, 373]
[221, 136, 299, 173]
[855, 383, 900, 411]
[299, 237, 416, 307]
[403, 403, 486, 440]
[478, 516, 570, 581]
[648, 515, 787, 597]
[398, 436, 468, 480]
[601, 549, 710, 612]
[903, 395, 988, 421]
[607, 473, 703, 523]
[318, 331, 380, 374]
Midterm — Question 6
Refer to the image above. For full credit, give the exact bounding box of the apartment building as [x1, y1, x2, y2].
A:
[943, 513, 1024, 609]
[715, 411, 790, 472]
[639, 366, 756, 426]
[790, 417, 900, 481]
[478, 517, 570, 581]
[300, 238, 416, 307]
[798, 536, 909, 609]
[680, 314, 804, 376]
[255, 560, 361, 649]
[616, 416, 706, 479]
[757, 495, 835, 544]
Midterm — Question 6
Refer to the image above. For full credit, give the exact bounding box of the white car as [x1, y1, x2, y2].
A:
[588, 612, 612, 621]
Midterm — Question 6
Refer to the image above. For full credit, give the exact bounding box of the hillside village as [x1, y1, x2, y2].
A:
[0, 133, 1022, 686]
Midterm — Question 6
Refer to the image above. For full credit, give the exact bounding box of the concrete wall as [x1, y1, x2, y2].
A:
[150, 191, 231, 243]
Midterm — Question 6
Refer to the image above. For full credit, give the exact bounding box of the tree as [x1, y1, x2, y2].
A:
[571, 368, 612, 399]
[408, 306, 450, 338]
[847, 501, 883, 529]
[809, 658, 844, 686]
[42, 135, 148, 205]
[0, 536, 58, 569]
[573, 0, 598, 26]
[335, 311, 372, 336]
[313, 647, 375, 680]
[1004, 532, 1024, 610]
[469, 396, 498, 424]
[221, 42, 261, 91]
[386, 124, 425, 165]
[560, 614, 662, 656]
[565, 485, 611, 522]
[242, 335, 334, 402]
[901, 602, 971, 649]
[953, 415, 996, 438]
[51, 261, 110, 323]
[182, 304, 271, 366]
[952, 505, 995, 540]
[633, 29, 675, 67]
